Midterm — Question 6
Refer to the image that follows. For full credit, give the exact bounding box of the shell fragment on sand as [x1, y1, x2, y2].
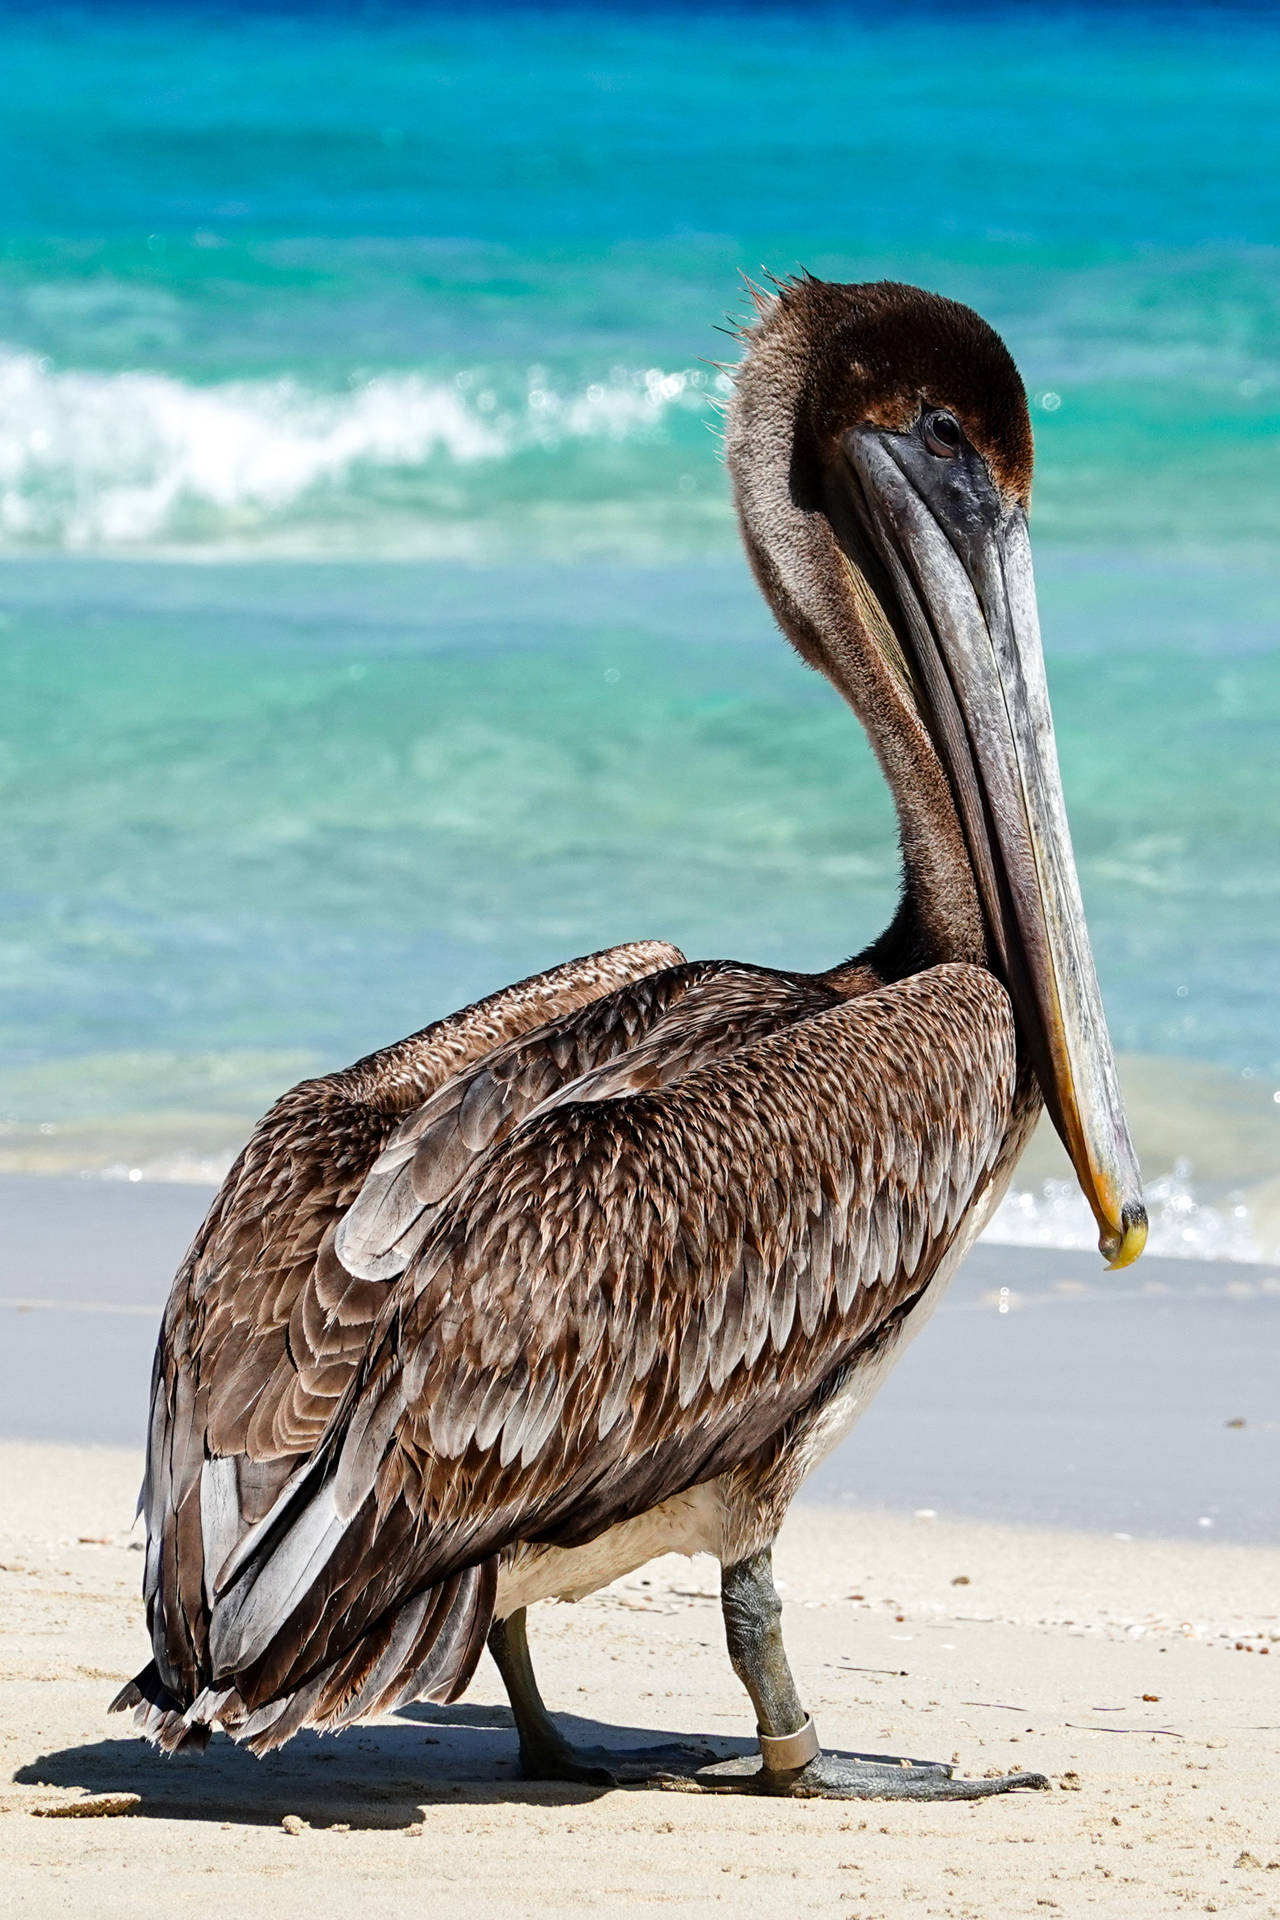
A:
[32, 1793, 141, 1819]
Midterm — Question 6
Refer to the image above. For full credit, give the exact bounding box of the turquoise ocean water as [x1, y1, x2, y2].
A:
[0, 2, 1277, 1258]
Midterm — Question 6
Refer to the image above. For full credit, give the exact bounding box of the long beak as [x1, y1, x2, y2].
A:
[843, 430, 1147, 1269]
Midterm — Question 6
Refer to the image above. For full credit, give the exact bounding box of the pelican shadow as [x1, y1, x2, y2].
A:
[15, 1701, 753, 1826]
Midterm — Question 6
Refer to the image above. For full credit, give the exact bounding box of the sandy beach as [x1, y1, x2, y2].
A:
[2, 1439, 1278, 1918]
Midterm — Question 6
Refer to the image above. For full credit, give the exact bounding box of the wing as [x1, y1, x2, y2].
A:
[136, 938, 686, 1705]
[335, 959, 842, 1281]
[207, 964, 1016, 1728]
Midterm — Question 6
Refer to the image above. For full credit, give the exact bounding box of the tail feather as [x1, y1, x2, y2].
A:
[111, 1559, 496, 1758]
[109, 1660, 212, 1753]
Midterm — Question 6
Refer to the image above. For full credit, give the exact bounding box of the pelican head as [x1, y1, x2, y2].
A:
[728, 277, 1146, 1268]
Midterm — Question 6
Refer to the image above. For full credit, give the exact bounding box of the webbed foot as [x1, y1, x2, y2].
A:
[680, 1748, 1048, 1799]
[516, 1732, 718, 1787]
[703, 1550, 1050, 1800]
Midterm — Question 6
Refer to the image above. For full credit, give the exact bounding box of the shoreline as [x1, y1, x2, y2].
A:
[5, 1038, 1278, 1263]
[2, 1440, 1278, 1918]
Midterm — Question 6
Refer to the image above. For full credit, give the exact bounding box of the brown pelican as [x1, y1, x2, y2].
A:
[114, 278, 1146, 1801]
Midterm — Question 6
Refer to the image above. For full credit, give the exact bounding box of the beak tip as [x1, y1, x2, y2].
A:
[1101, 1201, 1148, 1271]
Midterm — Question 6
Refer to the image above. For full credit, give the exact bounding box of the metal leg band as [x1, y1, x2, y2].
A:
[757, 1714, 820, 1774]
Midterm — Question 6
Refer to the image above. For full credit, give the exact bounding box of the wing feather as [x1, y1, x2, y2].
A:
[335, 959, 825, 1283]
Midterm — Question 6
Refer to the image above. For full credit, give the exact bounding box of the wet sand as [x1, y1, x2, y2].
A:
[2, 1174, 1277, 1542]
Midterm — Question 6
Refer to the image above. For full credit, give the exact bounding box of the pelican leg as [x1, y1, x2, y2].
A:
[692, 1548, 1048, 1800]
[486, 1608, 714, 1786]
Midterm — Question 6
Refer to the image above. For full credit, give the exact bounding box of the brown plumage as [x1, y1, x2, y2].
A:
[115, 277, 1144, 1776]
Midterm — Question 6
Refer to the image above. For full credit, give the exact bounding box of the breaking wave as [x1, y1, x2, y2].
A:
[0, 349, 723, 552]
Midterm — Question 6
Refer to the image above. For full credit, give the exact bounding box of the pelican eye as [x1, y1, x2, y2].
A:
[922, 410, 963, 458]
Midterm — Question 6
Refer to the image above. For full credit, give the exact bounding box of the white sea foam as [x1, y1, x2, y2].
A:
[985, 1162, 1263, 1265]
[0, 349, 718, 550]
